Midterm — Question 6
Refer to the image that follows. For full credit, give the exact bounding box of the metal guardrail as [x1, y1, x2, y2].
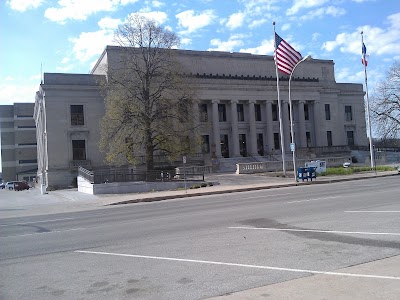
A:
[78, 166, 204, 184]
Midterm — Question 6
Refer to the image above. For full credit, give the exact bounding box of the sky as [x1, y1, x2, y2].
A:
[0, 0, 399, 170]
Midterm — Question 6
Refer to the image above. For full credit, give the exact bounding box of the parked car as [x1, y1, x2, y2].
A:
[14, 181, 30, 191]
[0, 182, 5, 189]
[6, 181, 18, 190]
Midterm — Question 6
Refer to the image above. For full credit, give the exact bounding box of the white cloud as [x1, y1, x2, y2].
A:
[176, 10, 216, 34]
[208, 35, 246, 52]
[286, 0, 328, 16]
[0, 82, 37, 104]
[98, 17, 121, 29]
[226, 12, 245, 30]
[134, 11, 168, 24]
[56, 65, 74, 72]
[239, 39, 275, 55]
[248, 19, 266, 29]
[239, 0, 279, 16]
[69, 30, 115, 62]
[6, 0, 44, 12]
[181, 38, 192, 46]
[44, 0, 139, 24]
[151, 0, 164, 8]
[29, 73, 42, 81]
[281, 23, 291, 31]
[300, 6, 346, 21]
[322, 12, 400, 57]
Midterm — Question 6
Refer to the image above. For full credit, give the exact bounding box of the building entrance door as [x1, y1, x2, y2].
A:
[220, 134, 229, 158]
[239, 134, 247, 157]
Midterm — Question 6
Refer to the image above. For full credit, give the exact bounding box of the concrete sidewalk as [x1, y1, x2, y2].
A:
[0, 171, 398, 219]
[207, 254, 400, 300]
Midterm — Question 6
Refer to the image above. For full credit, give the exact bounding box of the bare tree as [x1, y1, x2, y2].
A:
[99, 14, 199, 170]
[371, 61, 400, 140]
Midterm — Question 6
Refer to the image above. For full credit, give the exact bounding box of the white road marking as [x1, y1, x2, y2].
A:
[345, 211, 400, 213]
[1, 227, 86, 238]
[75, 250, 400, 281]
[245, 193, 293, 200]
[287, 196, 341, 204]
[0, 217, 75, 226]
[228, 226, 400, 236]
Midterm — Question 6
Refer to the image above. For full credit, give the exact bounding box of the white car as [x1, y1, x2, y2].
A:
[6, 181, 18, 190]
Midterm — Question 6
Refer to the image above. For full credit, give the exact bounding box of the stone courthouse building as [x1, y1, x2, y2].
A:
[34, 46, 368, 188]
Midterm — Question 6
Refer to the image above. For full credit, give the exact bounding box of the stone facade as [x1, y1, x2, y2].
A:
[34, 73, 105, 188]
[34, 47, 368, 188]
[0, 103, 37, 182]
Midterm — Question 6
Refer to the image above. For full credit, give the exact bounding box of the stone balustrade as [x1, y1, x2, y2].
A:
[236, 156, 351, 174]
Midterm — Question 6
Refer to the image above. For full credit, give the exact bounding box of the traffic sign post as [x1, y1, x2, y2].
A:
[183, 156, 187, 193]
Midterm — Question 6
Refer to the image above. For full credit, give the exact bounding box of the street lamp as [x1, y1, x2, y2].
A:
[289, 55, 312, 182]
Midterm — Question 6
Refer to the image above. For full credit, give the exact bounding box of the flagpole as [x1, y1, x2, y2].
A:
[361, 31, 375, 170]
[273, 21, 286, 176]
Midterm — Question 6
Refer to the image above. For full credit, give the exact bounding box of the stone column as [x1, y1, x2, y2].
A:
[248, 100, 258, 156]
[313, 101, 321, 146]
[282, 100, 290, 152]
[193, 102, 201, 153]
[211, 100, 222, 157]
[298, 100, 306, 148]
[230, 100, 240, 157]
[266, 101, 274, 154]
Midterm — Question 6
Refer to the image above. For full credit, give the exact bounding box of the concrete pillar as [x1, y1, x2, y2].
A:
[266, 101, 274, 154]
[282, 100, 290, 152]
[298, 100, 306, 148]
[211, 100, 222, 157]
[230, 100, 240, 157]
[313, 101, 321, 146]
[248, 100, 258, 156]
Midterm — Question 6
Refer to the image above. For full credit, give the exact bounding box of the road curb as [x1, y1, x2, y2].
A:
[107, 172, 398, 206]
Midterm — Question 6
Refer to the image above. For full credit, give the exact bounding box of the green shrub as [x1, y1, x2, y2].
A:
[319, 165, 394, 176]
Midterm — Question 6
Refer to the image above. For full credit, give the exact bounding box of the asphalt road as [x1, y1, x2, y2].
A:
[1, 176, 400, 299]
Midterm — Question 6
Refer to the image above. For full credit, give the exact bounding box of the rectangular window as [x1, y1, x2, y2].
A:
[18, 143, 37, 146]
[257, 133, 264, 156]
[17, 126, 36, 129]
[72, 140, 86, 160]
[17, 115, 33, 118]
[347, 131, 354, 146]
[273, 133, 280, 149]
[255, 104, 262, 121]
[71, 105, 84, 125]
[272, 104, 278, 121]
[325, 104, 331, 120]
[304, 104, 309, 121]
[199, 104, 208, 122]
[19, 159, 37, 164]
[237, 104, 244, 122]
[306, 132, 311, 147]
[201, 135, 210, 153]
[327, 131, 332, 146]
[218, 104, 226, 122]
[345, 105, 352, 121]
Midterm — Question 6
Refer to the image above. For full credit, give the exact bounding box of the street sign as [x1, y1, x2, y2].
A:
[290, 143, 295, 152]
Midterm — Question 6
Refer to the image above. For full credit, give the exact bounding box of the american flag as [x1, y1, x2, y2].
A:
[362, 42, 368, 66]
[274, 33, 302, 75]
